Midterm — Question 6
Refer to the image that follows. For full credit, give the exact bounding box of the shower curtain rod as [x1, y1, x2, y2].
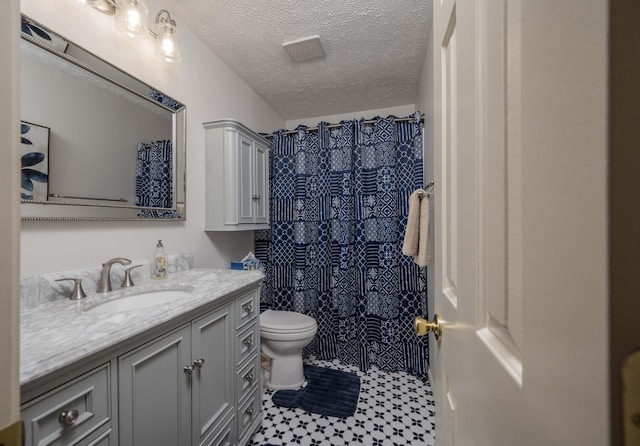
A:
[263, 114, 424, 138]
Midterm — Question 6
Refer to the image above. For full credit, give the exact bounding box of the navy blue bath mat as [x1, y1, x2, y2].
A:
[271, 365, 361, 418]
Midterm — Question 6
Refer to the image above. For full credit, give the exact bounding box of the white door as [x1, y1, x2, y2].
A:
[430, 1, 608, 445]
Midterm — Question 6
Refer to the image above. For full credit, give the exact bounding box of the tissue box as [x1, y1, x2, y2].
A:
[230, 260, 260, 271]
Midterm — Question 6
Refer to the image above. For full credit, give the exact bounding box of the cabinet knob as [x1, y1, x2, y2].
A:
[252, 194, 261, 201]
[243, 336, 253, 348]
[58, 409, 79, 427]
[193, 358, 205, 369]
[244, 371, 254, 382]
[245, 407, 254, 416]
[242, 303, 253, 314]
[184, 365, 194, 376]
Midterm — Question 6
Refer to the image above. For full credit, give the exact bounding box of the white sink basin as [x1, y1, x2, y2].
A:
[86, 289, 193, 313]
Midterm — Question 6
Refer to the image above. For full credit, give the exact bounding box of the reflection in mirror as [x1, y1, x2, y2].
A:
[20, 15, 186, 221]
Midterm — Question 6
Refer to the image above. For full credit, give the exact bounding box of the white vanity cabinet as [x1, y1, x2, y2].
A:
[204, 119, 270, 231]
[21, 285, 262, 446]
[118, 324, 192, 445]
[190, 302, 236, 445]
[118, 302, 235, 446]
[234, 292, 262, 444]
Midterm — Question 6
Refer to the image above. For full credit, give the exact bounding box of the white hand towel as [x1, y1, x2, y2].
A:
[402, 189, 423, 256]
[415, 195, 431, 267]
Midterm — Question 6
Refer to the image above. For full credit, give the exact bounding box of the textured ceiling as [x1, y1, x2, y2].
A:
[170, 0, 433, 120]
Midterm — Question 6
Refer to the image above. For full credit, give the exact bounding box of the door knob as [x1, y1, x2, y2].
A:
[414, 314, 442, 341]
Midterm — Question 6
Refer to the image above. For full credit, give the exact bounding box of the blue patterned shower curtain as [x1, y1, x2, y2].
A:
[136, 140, 173, 211]
[255, 113, 428, 379]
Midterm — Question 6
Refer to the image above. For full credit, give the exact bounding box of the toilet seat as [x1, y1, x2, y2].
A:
[260, 310, 317, 334]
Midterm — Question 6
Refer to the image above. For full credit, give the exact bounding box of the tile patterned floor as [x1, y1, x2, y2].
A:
[249, 356, 436, 446]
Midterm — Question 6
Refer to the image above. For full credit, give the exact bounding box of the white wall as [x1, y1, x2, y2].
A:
[1, 0, 21, 428]
[20, 0, 285, 277]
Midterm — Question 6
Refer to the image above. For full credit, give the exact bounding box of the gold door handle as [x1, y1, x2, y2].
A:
[414, 314, 442, 341]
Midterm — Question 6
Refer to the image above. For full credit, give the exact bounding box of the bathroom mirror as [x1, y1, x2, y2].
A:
[20, 15, 186, 221]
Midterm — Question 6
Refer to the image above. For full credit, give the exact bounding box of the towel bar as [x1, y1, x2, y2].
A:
[417, 181, 434, 197]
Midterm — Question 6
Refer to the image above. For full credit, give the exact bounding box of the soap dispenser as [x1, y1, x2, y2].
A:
[152, 240, 168, 280]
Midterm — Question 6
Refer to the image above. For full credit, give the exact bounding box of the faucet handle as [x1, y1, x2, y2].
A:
[55, 278, 87, 300]
[121, 265, 143, 288]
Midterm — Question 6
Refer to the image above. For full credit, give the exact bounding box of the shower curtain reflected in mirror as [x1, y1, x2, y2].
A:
[136, 139, 180, 218]
[256, 112, 428, 379]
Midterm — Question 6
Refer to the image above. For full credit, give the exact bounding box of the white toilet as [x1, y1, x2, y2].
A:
[260, 309, 318, 390]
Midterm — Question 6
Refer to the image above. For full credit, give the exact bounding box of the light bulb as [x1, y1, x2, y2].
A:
[115, 0, 148, 38]
[160, 37, 175, 56]
[81, 0, 116, 15]
[154, 11, 181, 63]
[125, 9, 141, 29]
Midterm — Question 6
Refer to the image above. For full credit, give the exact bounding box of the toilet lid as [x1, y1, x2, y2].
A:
[260, 309, 317, 333]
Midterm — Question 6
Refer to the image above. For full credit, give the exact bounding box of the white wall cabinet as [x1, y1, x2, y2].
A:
[204, 119, 270, 231]
[21, 288, 261, 446]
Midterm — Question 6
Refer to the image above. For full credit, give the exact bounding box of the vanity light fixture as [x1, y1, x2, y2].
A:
[80, 0, 182, 63]
[80, 0, 116, 15]
[154, 9, 182, 63]
[114, 0, 149, 39]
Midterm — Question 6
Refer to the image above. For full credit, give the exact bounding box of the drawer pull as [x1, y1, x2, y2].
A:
[242, 303, 253, 314]
[243, 336, 253, 348]
[245, 407, 254, 416]
[59, 409, 79, 427]
[193, 358, 205, 369]
[184, 365, 194, 376]
[244, 371, 254, 382]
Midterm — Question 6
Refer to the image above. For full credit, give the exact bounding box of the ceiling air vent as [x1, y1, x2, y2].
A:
[282, 35, 326, 63]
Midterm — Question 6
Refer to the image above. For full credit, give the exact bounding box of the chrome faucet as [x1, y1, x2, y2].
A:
[97, 257, 131, 293]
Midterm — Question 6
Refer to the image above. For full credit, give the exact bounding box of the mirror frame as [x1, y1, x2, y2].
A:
[20, 15, 186, 221]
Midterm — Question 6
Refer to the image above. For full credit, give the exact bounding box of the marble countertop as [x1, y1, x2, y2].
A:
[20, 268, 263, 386]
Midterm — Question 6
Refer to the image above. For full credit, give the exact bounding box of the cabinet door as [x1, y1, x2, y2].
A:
[118, 325, 191, 446]
[85, 428, 114, 446]
[253, 141, 269, 224]
[191, 303, 234, 445]
[238, 134, 255, 224]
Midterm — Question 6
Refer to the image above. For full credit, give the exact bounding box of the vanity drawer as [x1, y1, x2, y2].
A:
[236, 354, 260, 402]
[237, 387, 262, 439]
[22, 363, 111, 446]
[236, 322, 259, 366]
[236, 291, 257, 329]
